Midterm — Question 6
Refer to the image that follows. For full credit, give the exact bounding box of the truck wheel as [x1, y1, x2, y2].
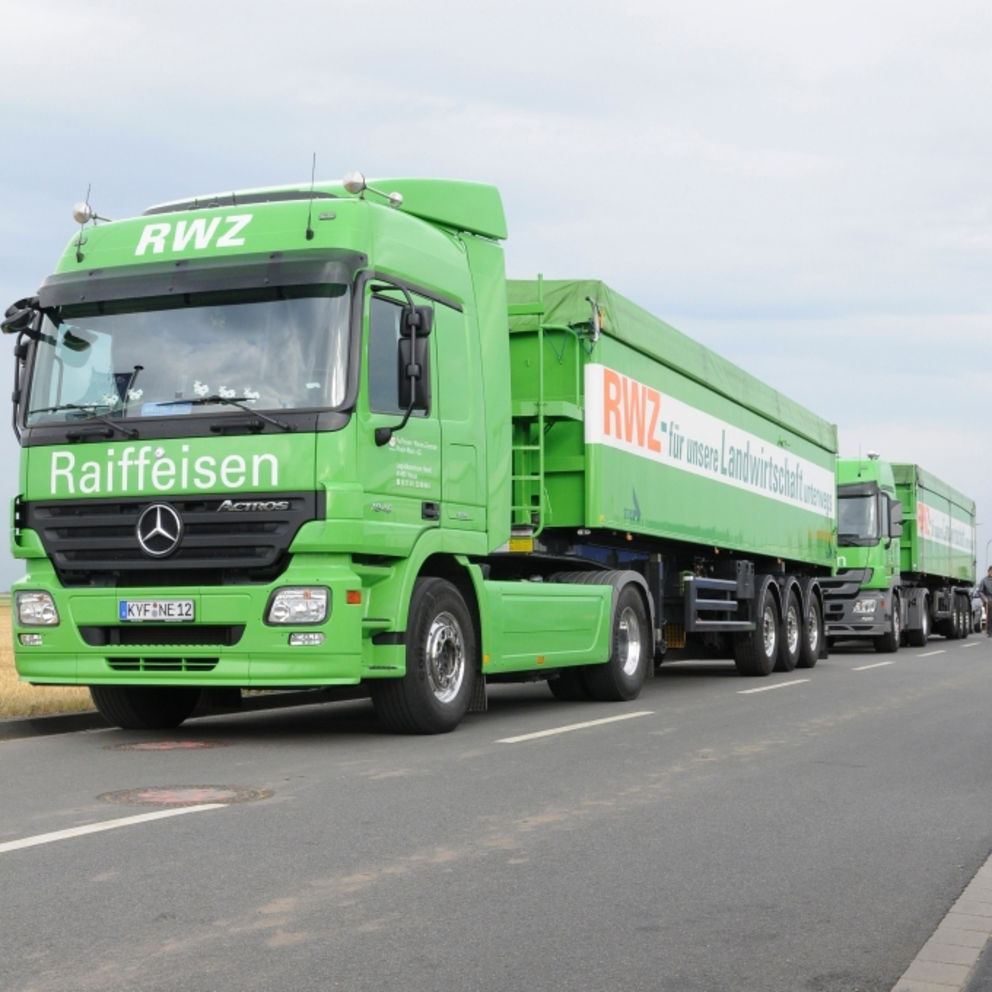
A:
[581, 583, 650, 701]
[89, 685, 202, 730]
[733, 578, 778, 676]
[906, 599, 929, 647]
[371, 577, 475, 734]
[776, 589, 802, 672]
[946, 598, 961, 639]
[959, 594, 971, 640]
[797, 593, 822, 669]
[874, 596, 900, 653]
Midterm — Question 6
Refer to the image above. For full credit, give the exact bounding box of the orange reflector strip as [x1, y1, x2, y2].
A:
[346, 590, 362, 605]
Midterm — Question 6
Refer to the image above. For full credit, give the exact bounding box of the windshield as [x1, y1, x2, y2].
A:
[26, 284, 350, 427]
[837, 493, 879, 545]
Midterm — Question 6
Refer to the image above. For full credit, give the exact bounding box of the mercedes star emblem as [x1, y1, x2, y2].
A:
[136, 503, 183, 558]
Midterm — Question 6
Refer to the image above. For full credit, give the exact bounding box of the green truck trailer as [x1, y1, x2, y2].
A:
[823, 455, 976, 649]
[3, 173, 838, 733]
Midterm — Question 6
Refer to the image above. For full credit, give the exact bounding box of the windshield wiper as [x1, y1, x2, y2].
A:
[183, 395, 295, 432]
[28, 403, 139, 439]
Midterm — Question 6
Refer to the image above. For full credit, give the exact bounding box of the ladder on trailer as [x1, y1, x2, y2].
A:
[507, 275, 587, 540]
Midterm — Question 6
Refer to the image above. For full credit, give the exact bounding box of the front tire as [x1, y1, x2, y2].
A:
[874, 595, 900, 653]
[89, 685, 202, 730]
[371, 577, 475, 734]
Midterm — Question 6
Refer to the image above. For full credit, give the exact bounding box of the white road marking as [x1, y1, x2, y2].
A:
[497, 711, 653, 744]
[919, 650, 946, 657]
[0, 804, 227, 855]
[853, 661, 895, 671]
[737, 679, 810, 695]
[961, 641, 980, 649]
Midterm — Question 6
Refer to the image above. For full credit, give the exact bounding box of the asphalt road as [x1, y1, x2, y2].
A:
[4, 637, 992, 992]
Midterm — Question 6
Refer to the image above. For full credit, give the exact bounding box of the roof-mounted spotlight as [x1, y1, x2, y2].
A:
[72, 201, 112, 225]
[342, 171, 403, 208]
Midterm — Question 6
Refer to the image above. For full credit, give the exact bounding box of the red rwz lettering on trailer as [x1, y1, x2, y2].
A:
[601, 367, 661, 453]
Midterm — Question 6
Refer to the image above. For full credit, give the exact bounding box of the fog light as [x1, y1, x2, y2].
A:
[19, 633, 43, 646]
[266, 587, 329, 625]
[15, 591, 60, 626]
[289, 632, 325, 646]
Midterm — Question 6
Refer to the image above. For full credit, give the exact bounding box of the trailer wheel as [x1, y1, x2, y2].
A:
[775, 589, 802, 672]
[89, 685, 202, 730]
[733, 578, 778, 676]
[906, 597, 929, 647]
[874, 595, 900, 653]
[945, 597, 961, 639]
[581, 583, 650, 701]
[959, 593, 971, 640]
[797, 592, 822, 669]
[371, 577, 475, 734]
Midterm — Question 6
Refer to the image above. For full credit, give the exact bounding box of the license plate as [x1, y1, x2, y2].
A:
[119, 599, 195, 622]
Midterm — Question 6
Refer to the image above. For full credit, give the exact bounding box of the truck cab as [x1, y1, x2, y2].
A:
[823, 455, 976, 650]
[823, 455, 904, 649]
[2, 175, 633, 733]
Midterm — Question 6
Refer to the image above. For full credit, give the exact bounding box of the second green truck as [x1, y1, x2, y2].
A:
[823, 455, 976, 650]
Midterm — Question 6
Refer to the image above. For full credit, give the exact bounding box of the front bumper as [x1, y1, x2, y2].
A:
[823, 588, 890, 638]
[12, 561, 367, 687]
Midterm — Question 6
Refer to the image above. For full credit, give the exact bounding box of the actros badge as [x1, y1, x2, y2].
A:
[136, 503, 183, 557]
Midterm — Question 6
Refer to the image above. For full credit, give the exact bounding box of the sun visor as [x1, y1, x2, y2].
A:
[38, 249, 367, 308]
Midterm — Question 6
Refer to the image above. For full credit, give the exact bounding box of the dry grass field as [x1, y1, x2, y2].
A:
[0, 598, 93, 719]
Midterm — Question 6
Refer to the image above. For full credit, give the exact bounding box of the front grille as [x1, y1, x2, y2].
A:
[106, 657, 219, 673]
[80, 625, 244, 647]
[24, 492, 322, 587]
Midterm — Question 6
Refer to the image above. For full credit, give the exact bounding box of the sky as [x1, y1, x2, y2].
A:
[1, 0, 991, 587]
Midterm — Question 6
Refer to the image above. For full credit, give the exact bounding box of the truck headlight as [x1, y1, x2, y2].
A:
[15, 591, 60, 626]
[265, 587, 329, 625]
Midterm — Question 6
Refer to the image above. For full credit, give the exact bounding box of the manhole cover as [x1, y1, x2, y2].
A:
[98, 786, 271, 807]
[108, 740, 230, 751]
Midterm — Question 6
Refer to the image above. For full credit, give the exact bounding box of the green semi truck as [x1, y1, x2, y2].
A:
[823, 455, 976, 649]
[3, 173, 838, 733]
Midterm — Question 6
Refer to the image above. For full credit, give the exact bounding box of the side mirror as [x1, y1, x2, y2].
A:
[890, 499, 903, 538]
[372, 300, 433, 447]
[2, 297, 40, 336]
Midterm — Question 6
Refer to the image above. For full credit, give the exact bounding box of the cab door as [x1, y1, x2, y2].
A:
[357, 289, 441, 555]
